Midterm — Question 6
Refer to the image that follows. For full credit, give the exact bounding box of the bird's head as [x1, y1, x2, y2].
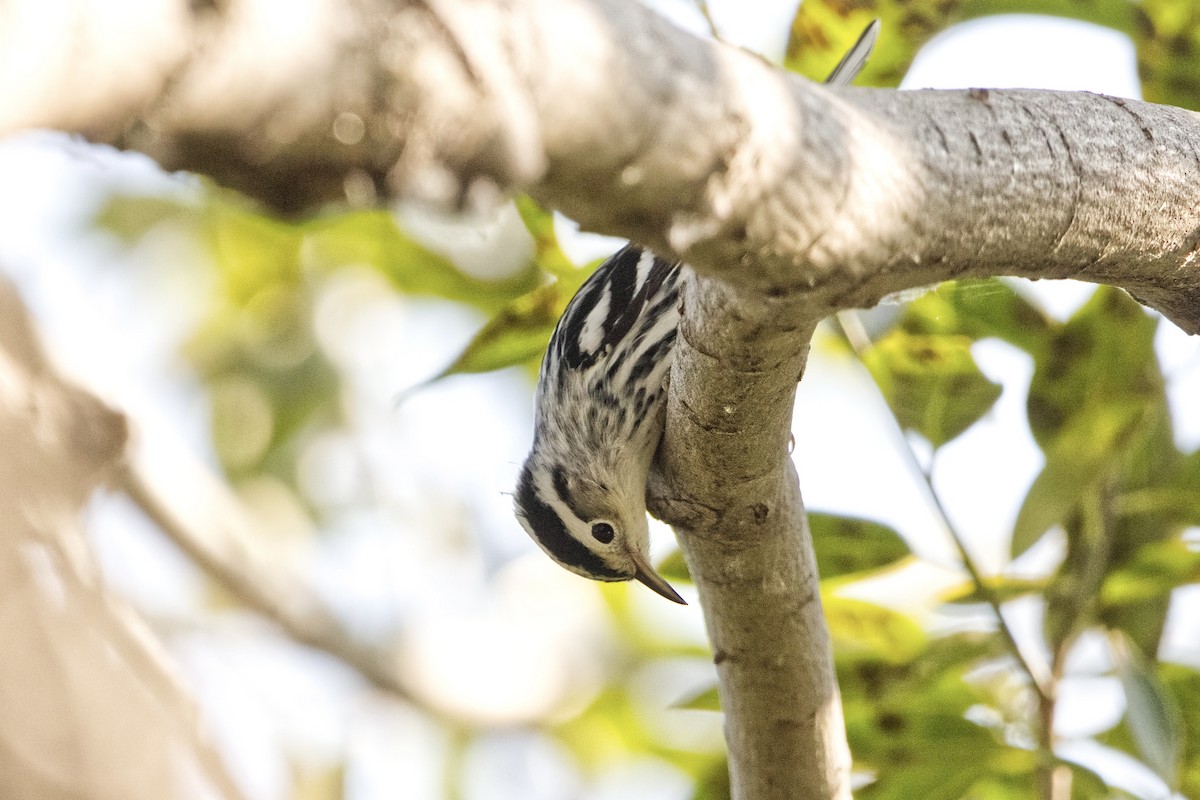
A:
[513, 459, 685, 604]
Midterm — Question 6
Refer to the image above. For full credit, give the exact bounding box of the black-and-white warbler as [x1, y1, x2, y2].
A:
[513, 21, 880, 603]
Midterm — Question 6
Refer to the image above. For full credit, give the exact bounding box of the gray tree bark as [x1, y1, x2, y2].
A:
[3, 0, 1199, 798]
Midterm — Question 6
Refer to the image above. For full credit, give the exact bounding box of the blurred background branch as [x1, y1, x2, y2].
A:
[120, 460, 425, 705]
[0, 275, 245, 800]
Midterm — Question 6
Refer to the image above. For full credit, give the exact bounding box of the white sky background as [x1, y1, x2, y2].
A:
[0, 6, 1197, 800]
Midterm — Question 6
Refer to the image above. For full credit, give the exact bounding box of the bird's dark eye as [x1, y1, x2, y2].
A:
[591, 522, 616, 544]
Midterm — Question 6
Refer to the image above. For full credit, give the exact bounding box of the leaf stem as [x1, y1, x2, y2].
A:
[694, 0, 719, 38]
[834, 311, 1054, 703]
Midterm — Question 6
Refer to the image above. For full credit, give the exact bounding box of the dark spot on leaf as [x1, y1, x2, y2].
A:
[1027, 394, 1065, 434]
[879, 711, 907, 733]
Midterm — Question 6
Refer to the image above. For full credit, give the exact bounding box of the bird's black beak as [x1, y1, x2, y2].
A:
[630, 549, 687, 604]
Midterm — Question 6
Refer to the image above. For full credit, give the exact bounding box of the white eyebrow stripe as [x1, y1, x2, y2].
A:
[535, 463, 583, 529]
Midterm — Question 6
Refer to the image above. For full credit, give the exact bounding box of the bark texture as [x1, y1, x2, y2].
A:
[648, 279, 847, 799]
[4, 0, 1196, 330]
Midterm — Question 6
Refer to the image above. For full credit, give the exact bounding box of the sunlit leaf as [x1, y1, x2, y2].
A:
[1138, 0, 1200, 109]
[672, 684, 721, 712]
[864, 331, 1002, 448]
[93, 194, 192, 243]
[825, 595, 926, 663]
[514, 195, 578, 277]
[304, 209, 539, 311]
[1102, 537, 1200, 607]
[942, 574, 1048, 606]
[1111, 632, 1182, 790]
[1027, 287, 1159, 447]
[555, 678, 716, 771]
[787, 1, 1138, 90]
[399, 284, 560, 399]
[656, 548, 691, 583]
[553, 686, 646, 768]
[202, 200, 305, 305]
[403, 249, 609, 393]
[786, 4, 891, 83]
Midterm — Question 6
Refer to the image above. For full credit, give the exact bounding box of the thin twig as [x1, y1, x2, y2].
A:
[118, 462, 425, 705]
[694, 0, 720, 40]
[834, 311, 1054, 703]
[915, 455, 1053, 702]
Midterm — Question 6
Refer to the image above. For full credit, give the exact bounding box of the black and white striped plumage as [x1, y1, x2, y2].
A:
[513, 20, 879, 603]
[514, 246, 687, 603]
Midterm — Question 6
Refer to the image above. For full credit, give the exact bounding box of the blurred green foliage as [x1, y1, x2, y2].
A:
[93, 3, 1200, 798]
[789, 0, 1200, 109]
[857, 276, 1198, 796]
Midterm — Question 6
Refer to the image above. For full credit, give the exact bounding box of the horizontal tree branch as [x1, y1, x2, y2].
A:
[649, 280, 850, 799]
[120, 462, 427, 705]
[4, 0, 1196, 331]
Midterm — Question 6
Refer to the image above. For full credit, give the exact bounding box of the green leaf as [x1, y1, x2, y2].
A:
[1013, 288, 1165, 557]
[1111, 632, 1182, 790]
[692, 761, 732, 800]
[901, 279, 1054, 357]
[824, 595, 926, 663]
[787, 1, 1138, 90]
[201, 200, 306, 304]
[655, 548, 691, 583]
[672, 683, 721, 712]
[1042, 492, 1114, 657]
[864, 331, 1002, 448]
[1100, 536, 1200, 605]
[402, 250, 606, 392]
[1138, 0, 1200, 110]
[1159, 449, 1200, 526]
[786, 7, 886, 82]
[808, 512, 912, 578]
[1027, 287, 1159, 447]
[1157, 664, 1200, 798]
[513, 195, 578, 277]
[303, 210, 539, 312]
[93, 194, 193, 243]
[398, 284, 561, 397]
[644, 514, 913, 586]
[839, 634, 1007, 799]
[1011, 403, 1147, 558]
[942, 574, 1048, 606]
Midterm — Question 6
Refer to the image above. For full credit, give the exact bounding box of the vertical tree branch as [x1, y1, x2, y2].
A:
[649, 275, 850, 800]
